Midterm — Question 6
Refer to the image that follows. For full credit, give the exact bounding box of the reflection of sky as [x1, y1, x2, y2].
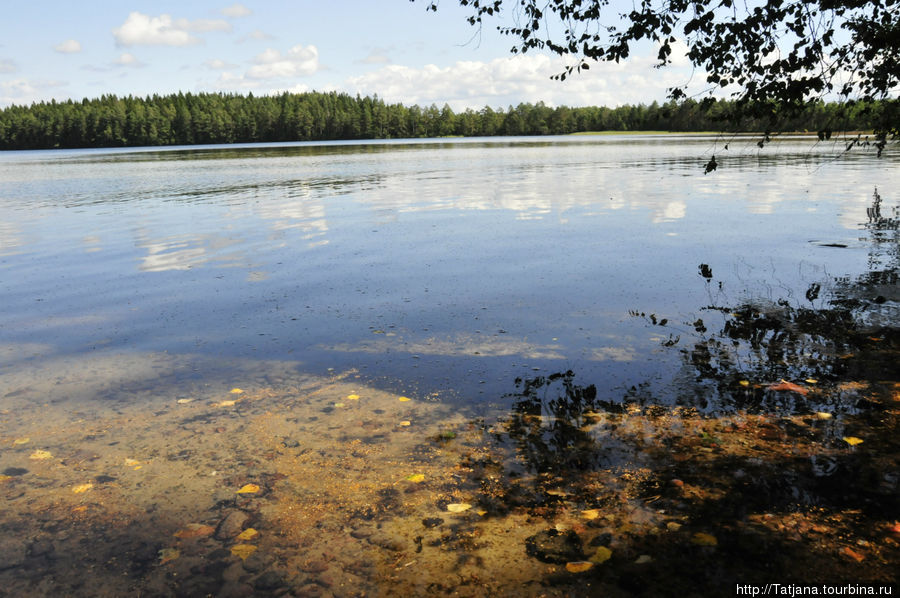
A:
[0, 136, 897, 403]
[0, 220, 24, 256]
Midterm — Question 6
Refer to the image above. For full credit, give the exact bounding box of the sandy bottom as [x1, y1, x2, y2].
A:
[0, 352, 897, 597]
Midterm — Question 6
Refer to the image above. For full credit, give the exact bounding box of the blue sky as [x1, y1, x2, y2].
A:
[1, 1, 701, 110]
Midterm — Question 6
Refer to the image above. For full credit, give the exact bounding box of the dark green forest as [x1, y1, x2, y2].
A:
[0, 90, 889, 150]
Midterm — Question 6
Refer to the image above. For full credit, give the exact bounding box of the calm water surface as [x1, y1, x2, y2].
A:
[1, 135, 897, 407]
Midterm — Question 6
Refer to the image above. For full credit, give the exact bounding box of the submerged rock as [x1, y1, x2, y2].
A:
[525, 529, 585, 564]
[216, 510, 249, 540]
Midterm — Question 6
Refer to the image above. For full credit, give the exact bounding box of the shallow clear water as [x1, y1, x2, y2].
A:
[1, 135, 897, 407]
[1, 136, 898, 596]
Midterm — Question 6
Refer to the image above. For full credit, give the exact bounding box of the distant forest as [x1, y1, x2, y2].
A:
[0, 91, 888, 150]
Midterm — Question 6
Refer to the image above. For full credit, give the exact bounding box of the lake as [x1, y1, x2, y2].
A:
[0, 135, 897, 595]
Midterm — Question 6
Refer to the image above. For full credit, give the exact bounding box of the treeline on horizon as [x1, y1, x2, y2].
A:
[0, 90, 888, 150]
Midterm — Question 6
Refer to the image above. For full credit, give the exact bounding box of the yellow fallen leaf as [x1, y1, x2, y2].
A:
[236, 528, 259, 541]
[582, 509, 601, 520]
[231, 544, 257, 560]
[399, 420, 411, 427]
[236, 483, 260, 494]
[230, 388, 244, 394]
[447, 503, 471, 513]
[666, 522, 682, 532]
[805, 378, 818, 384]
[158, 548, 180, 564]
[405, 473, 425, 483]
[13, 437, 30, 445]
[566, 561, 594, 573]
[29, 449, 53, 460]
[216, 399, 237, 407]
[176, 398, 193, 404]
[333, 402, 345, 408]
[476, 509, 488, 516]
[691, 532, 718, 546]
[590, 546, 612, 564]
[174, 524, 216, 539]
[72, 505, 88, 513]
[738, 380, 750, 387]
[842, 436, 863, 446]
[840, 546, 865, 562]
[72, 483, 94, 494]
[124, 458, 141, 466]
[0, 475, 11, 484]
[133, 465, 142, 470]
[346, 394, 360, 400]
[816, 412, 833, 420]
[398, 396, 411, 402]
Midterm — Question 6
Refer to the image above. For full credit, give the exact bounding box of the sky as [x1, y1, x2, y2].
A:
[0, 1, 703, 110]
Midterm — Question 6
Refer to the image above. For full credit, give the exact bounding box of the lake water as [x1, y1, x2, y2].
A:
[2, 135, 896, 407]
[0, 135, 897, 596]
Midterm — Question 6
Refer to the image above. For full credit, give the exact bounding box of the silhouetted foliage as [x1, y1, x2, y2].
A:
[419, 0, 899, 153]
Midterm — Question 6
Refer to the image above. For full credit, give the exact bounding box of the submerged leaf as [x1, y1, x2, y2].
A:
[174, 523, 216, 539]
[566, 561, 593, 573]
[590, 546, 612, 564]
[398, 396, 411, 402]
[231, 544, 257, 560]
[691, 532, 718, 546]
[842, 436, 863, 446]
[768, 380, 809, 396]
[72, 483, 94, 494]
[236, 483, 260, 494]
[581, 509, 601, 520]
[816, 412, 833, 420]
[29, 449, 53, 460]
[124, 458, 141, 466]
[405, 473, 425, 483]
[158, 548, 180, 564]
[738, 380, 750, 387]
[216, 399, 238, 407]
[346, 394, 360, 400]
[13, 437, 30, 445]
[840, 546, 865, 562]
[230, 388, 244, 394]
[236, 528, 259, 541]
[399, 420, 411, 427]
[446, 503, 472, 513]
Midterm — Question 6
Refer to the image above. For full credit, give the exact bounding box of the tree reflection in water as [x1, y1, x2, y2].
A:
[458, 189, 898, 590]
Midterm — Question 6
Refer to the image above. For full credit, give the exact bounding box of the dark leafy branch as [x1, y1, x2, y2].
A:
[418, 0, 899, 153]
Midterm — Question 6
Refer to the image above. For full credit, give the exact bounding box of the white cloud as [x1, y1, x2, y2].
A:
[0, 78, 66, 107]
[247, 44, 319, 79]
[54, 39, 82, 54]
[344, 52, 702, 109]
[176, 18, 231, 33]
[113, 12, 231, 47]
[222, 3, 252, 18]
[204, 58, 236, 70]
[0, 58, 15, 73]
[115, 53, 144, 67]
[359, 47, 392, 65]
[238, 29, 275, 43]
[214, 71, 261, 90]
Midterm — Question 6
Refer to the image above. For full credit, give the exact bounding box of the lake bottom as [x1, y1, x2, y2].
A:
[0, 348, 896, 597]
